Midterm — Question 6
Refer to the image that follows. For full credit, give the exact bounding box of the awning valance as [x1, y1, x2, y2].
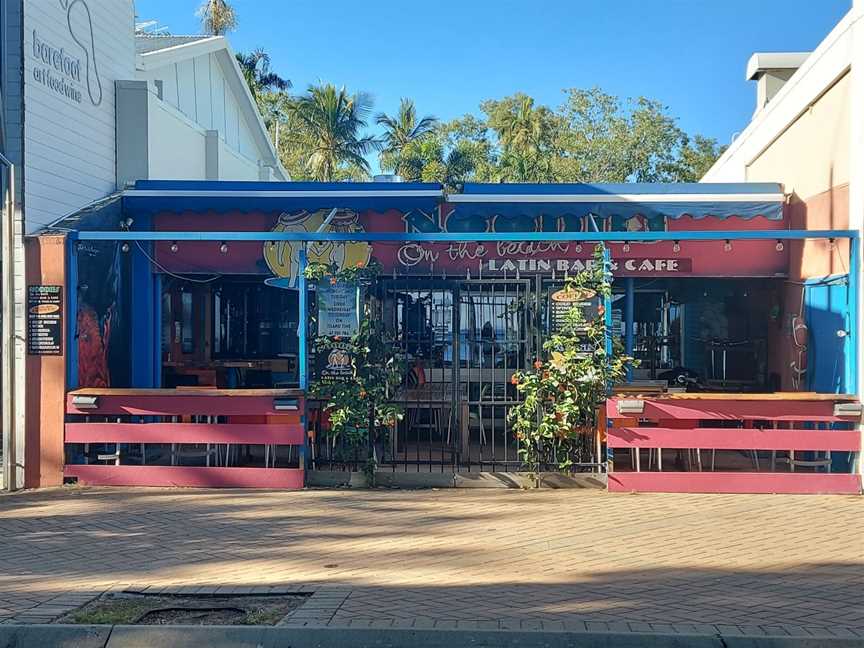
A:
[448, 182, 785, 222]
[122, 180, 445, 217]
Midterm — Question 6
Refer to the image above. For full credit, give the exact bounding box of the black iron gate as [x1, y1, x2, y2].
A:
[310, 276, 602, 473]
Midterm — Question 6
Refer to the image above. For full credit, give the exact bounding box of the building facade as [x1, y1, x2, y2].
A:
[0, 0, 286, 490]
[704, 2, 864, 395]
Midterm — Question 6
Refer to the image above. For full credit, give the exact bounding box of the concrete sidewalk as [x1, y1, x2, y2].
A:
[0, 487, 861, 640]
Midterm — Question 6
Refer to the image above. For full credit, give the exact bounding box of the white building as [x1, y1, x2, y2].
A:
[1, 0, 286, 490]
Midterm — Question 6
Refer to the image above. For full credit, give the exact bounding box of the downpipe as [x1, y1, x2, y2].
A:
[0, 152, 19, 490]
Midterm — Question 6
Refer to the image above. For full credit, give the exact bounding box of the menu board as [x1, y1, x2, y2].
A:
[549, 288, 602, 334]
[549, 287, 603, 357]
[317, 280, 360, 338]
[27, 285, 63, 355]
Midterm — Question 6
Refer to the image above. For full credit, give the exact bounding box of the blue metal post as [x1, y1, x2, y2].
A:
[848, 237, 860, 396]
[129, 244, 156, 387]
[624, 277, 635, 382]
[602, 245, 613, 358]
[153, 273, 162, 388]
[298, 246, 308, 391]
[297, 246, 309, 478]
[66, 235, 79, 389]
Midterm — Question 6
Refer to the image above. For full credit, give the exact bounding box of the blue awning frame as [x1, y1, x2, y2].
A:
[449, 182, 785, 221]
[117, 180, 785, 222]
[122, 180, 446, 217]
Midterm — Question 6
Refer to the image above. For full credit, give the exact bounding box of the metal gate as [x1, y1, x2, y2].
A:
[379, 278, 535, 472]
[310, 276, 605, 473]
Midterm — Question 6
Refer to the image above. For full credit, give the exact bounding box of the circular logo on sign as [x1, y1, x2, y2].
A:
[551, 287, 596, 302]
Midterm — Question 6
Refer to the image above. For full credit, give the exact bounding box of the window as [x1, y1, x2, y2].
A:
[213, 282, 298, 359]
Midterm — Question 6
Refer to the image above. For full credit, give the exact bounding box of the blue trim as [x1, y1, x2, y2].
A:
[66, 236, 79, 390]
[298, 247, 308, 391]
[74, 229, 858, 242]
[848, 240, 860, 396]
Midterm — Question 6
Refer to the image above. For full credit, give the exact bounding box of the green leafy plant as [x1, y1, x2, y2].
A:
[508, 245, 635, 483]
[305, 259, 405, 482]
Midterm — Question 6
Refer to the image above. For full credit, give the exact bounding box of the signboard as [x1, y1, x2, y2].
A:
[317, 280, 360, 338]
[27, 285, 63, 355]
[314, 343, 354, 383]
[549, 287, 602, 334]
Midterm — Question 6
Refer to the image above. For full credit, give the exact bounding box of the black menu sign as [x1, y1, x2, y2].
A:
[27, 285, 63, 355]
[549, 287, 602, 334]
[549, 287, 602, 357]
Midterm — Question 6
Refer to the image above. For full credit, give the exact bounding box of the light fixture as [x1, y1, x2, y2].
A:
[724, 240, 732, 252]
[834, 402, 862, 418]
[219, 242, 229, 254]
[273, 398, 299, 411]
[120, 242, 130, 253]
[71, 395, 100, 409]
[622, 242, 631, 253]
[672, 241, 681, 253]
[775, 240, 784, 252]
[170, 242, 179, 253]
[617, 399, 645, 415]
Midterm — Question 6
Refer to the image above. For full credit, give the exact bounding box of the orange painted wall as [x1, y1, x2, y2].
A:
[24, 234, 67, 488]
[766, 184, 850, 391]
[787, 183, 850, 281]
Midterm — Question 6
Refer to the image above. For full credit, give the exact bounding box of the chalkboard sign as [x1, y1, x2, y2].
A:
[549, 287, 601, 334]
[27, 285, 63, 355]
[549, 287, 603, 357]
[317, 280, 360, 338]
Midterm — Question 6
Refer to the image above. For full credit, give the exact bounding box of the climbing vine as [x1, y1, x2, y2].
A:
[305, 259, 405, 480]
[508, 245, 635, 481]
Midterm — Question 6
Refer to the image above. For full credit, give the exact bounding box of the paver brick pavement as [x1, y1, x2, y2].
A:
[0, 487, 861, 638]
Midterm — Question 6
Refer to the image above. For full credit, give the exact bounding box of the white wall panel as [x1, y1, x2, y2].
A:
[23, 0, 135, 232]
[175, 58, 196, 120]
[148, 98, 206, 180]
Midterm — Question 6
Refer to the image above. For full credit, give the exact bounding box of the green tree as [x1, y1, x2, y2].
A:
[288, 84, 381, 181]
[197, 0, 237, 35]
[376, 99, 438, 177]
[671, 134, 727, 182]
[236, 49, 291, 103]
[399, 138, 475, 188]
[552, 88, 719, 182]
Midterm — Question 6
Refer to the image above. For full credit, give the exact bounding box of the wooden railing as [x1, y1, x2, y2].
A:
[64, 388, 305, 489]
[606, 393, 862, 495]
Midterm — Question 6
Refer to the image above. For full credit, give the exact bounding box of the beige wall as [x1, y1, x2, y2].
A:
[748, 71, 851, 281]
[747, 71, 850, 203]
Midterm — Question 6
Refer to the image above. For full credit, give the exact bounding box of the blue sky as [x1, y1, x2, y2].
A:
[136, 0, 850, 171]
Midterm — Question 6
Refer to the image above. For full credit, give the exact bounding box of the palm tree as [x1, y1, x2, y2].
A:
[375, 99, 438, 176]
[236, 49, 291, 102]
[197, 0, 237, 36]
[400, 140, 474, 188]
[289, 84, 381, 181]
[497, 96, 545, 153]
